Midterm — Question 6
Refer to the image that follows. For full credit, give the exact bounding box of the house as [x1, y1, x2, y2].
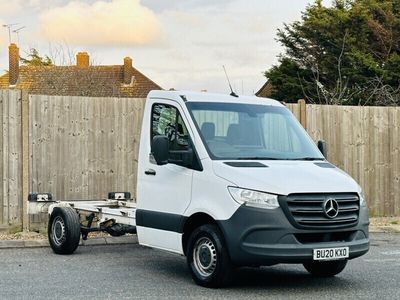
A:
[255, 80, 273, 98]
[0, 44, 162, 97]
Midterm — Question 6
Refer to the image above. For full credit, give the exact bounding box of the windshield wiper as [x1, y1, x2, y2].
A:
[289, 157, 325, 161]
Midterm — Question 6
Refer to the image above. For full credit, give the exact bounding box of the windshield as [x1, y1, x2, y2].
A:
[186, 102, 324, 161]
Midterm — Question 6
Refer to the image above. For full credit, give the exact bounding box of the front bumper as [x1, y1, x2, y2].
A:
[217, 205, 369, 266]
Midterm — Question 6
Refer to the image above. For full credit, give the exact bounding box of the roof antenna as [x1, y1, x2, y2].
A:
[13, 26, 26, 45]
[222, 65, 238, 97]
[2, 23, 19, 44]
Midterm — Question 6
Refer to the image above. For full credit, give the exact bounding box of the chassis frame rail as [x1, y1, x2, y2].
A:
[28, 192, 137, 238]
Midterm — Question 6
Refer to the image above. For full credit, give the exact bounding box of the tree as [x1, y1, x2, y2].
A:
[20, 48, 53, 66]
[264, 0, 400, 106]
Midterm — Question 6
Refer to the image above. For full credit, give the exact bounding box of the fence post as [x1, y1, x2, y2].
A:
[298, 99, 307, 129]
[21, 91, 29, 231]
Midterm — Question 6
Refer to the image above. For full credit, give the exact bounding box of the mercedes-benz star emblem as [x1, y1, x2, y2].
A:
[323, 198, 339, 218]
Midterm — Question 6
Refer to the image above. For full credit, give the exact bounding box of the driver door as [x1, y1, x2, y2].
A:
[137, 101, 193, 253]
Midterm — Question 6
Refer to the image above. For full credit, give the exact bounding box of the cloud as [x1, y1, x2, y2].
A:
[149, 1, 282, 92]
[39, 0, 162, 46]
[0, 2, 21, 15]
[0, 18, 8, 46]
[141, 0, 232, 13]
[0, 18, 9, 71]
[0, 0, 47, 15]
[136, 0, 313, 94]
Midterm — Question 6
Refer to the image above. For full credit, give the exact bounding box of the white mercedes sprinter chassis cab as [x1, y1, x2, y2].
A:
[29, 90, 369, 288]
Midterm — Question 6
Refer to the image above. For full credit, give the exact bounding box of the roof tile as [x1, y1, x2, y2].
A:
[0, 64, 162, 97]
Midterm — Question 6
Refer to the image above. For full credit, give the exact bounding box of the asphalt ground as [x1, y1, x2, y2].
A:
[0, 232, 398, 299]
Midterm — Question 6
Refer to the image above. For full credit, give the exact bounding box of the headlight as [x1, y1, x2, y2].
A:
[228, 187, 279, 209]
[359, 191, 367, 207]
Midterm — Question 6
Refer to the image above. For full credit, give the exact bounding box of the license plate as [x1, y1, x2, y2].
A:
[313, 247, 349, 261]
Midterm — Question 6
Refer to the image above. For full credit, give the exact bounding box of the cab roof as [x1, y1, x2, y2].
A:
[148, 90, 284, 107]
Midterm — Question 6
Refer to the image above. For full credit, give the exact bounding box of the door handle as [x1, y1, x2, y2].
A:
[145, 169, 156, 176]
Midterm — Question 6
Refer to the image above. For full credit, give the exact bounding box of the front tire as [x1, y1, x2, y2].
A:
[303, 260, 348, 277]
[186, 224, 233, 288]
[48, 207, 81, 254]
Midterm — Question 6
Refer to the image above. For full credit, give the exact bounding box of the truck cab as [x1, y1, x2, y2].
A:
[136, 90, 369, 287]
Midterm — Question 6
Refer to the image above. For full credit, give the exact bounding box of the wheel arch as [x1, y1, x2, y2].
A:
[182, 212, 224, 256]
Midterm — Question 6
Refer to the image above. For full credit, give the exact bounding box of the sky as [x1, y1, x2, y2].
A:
[0, 0, 330, 95]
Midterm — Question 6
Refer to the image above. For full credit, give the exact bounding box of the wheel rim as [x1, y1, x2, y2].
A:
[52, 216, 66, 246]
[193, 237, 217, 277]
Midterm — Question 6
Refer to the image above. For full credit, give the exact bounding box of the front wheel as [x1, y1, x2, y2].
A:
[303, 260, 348, 277]
[186, 224, 233, 288]
[48, 207, 81, 254]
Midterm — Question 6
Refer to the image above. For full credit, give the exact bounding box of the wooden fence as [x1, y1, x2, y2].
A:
[1, 90, 145, 231]
[0, 90, 23, 231]
[0, 90, 399, 231]
[287, 101, 400, 217]
[29, 95, 145, 201]
[28, 95, 145, 229]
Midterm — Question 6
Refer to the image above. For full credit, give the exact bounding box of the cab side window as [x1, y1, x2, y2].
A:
[151, 104, 189, 151]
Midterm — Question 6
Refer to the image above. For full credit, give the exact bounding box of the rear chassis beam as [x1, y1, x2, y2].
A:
[28, 193, 137, 239]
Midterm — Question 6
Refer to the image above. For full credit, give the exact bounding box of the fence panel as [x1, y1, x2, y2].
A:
[288, 102, 399, 216]
[307, 105, 399, 216]
[29, 95, 145, 201]
[0, 89, 23, 229]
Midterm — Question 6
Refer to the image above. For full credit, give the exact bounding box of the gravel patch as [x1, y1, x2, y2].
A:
[370, 217, 400, 226]
[0, 231, 112, 241]
[0, 232, 46, 241]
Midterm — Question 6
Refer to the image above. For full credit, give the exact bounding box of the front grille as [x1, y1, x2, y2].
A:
[279, 193, 360, 229]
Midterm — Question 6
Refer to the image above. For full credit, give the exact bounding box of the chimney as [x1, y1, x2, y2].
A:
[9, 43, 19, 86]
[76, 52, 89, 68]
[123, 57, 133, 85]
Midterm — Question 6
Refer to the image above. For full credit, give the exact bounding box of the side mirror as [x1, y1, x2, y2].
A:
[317, 140, 327, 158]
[151, 135, 169, 165]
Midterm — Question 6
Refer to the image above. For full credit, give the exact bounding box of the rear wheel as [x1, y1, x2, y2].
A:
[186, 224, 233, 288]
[48, 207, 81, 254]
[303, 260, 348, 277]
